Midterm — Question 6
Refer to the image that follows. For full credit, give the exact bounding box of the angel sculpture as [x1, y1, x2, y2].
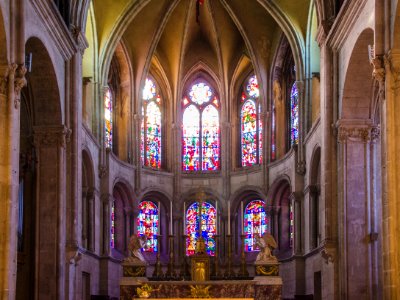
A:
[125, 234, 147, 263]
[254, 232, 278, 264]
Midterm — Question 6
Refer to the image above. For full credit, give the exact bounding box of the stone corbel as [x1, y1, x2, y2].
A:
[14, 64, 27, 109]
[98, 164, 108, 178]
[320, 240, 336, 264]
[70, 25, 89, 55]
[296, 160, 306, 175]
[371, 55, 385, 100]
[289, 191, 303, 203]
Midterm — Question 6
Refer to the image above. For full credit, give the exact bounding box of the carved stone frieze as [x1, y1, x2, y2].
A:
[33, 126, 71, 149]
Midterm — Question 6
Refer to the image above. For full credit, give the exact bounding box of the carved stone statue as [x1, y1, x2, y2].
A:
[255, 232, 278, 264]
[125, 234, 147, 263]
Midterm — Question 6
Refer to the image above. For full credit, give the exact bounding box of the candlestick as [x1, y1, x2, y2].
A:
[215, 201, 218, 234]
[170, 201, 173, 234]
[183, 202, 186, 235]
[241, 201, 244, 234]
[158, 201, 161, 235]
[227, 201, 231, 235]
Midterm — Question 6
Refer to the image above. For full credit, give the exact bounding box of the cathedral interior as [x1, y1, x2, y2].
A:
[1, 0, 400, 299]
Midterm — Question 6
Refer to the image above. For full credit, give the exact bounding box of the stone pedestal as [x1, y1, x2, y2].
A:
[122, 260, 147, 278]
[254, 262, 280, 277]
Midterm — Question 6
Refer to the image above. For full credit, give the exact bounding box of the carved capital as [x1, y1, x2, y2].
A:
[14, 64, 27, 109]
[289, 191, 303, 203]
[320, 240, 336, 264]
[385, 50, 400, 90]
[337, 124, 378, 144]
[33, 126, 71, 148]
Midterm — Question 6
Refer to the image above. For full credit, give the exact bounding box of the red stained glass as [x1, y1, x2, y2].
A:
[104, 87, 113, 148]
[202, 105, 220, 170]
[244, 200, 268, 252]
[137, 201, 159, 252]
[241, 100, 257, 166]
[186, 202, 216, 256]
[290, 83, 299, 145]
[182, 105, 200, 171]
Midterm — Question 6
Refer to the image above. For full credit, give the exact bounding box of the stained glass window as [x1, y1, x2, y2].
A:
[137, 201, 159, 252]
[110, 201, 115, 248]
[289, 203, 294, 248]
[290, 82, 299, 145]
[240, 75, 262, 166]
[142, 78, 162, 168]
[244, 200, 268, 252]
[104, 87, 113, 148]
[271, 105, 276, 161]
[186, 202, 216, 256]
[241, 100, 257, 166]
[182, 81, 220, 171]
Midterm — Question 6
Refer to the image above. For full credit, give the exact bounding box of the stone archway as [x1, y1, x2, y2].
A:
[337, 28, 381, 299]
[21, 37, 65, 300]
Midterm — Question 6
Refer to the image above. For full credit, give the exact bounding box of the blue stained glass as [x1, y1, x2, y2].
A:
[244, 200, 268, 252]
[290, 83, 299, 145]
[186, 202, 216, 256]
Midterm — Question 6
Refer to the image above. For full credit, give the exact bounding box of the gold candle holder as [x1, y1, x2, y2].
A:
[213, 235, 221, 278]
[224, 235, 235, 278]
[238, 234, 249, 278]
[152, 235, 163, 278]
[166, 235, 176, 278]
[179, 235, 190, 279]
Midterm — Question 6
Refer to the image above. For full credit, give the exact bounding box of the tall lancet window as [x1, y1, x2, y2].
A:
[243, 200, 268, 252]
[104, 87, 113, 148]
[185, 201, 216, 256]
[290, 82, 299, 145]
[182, 81, 220, 171]
[240, 75, 263, 166]
[137, 200, 159, 252]
[141, 78, 162, 168]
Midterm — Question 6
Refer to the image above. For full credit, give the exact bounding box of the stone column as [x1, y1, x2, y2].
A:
[82, 187, 89, 249]
[87, 188, 95, 252]
[290, 192, 303, 255]
[0, 64, 24, 300]
[33, 126, 69, 300]
[337, 122, 379, 300]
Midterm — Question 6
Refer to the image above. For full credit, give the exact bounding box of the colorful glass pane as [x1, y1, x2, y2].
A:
[189, 82, 212, 105]
[137, 201, 159, 252]
[244, 200, 268, 252]
[186, 202, 216, 256]
[145, 102, 162, 168]
[241, 100, 257, 166]
[182, 105, 200, 171]
[143, 78, 156, 100]
[246, 75, 260, 98]
[289, 203, 294, 248]
[140, 106, 144, 164]
[290, 83, 299, 145]
[104, 87, 112, 148]
[271, 107, 276, 161]
[202, 105, 220, 170]
[110, 201, 115, 248]
[258, 105, 263, 164]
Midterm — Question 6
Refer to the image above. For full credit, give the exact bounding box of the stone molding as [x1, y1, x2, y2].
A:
[33, 125, 71, 149]
[337, 124, 380, 144]
[30, 0, 78, 60]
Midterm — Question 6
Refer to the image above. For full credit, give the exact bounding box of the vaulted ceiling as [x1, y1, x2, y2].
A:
[90, 0, 312, 103]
